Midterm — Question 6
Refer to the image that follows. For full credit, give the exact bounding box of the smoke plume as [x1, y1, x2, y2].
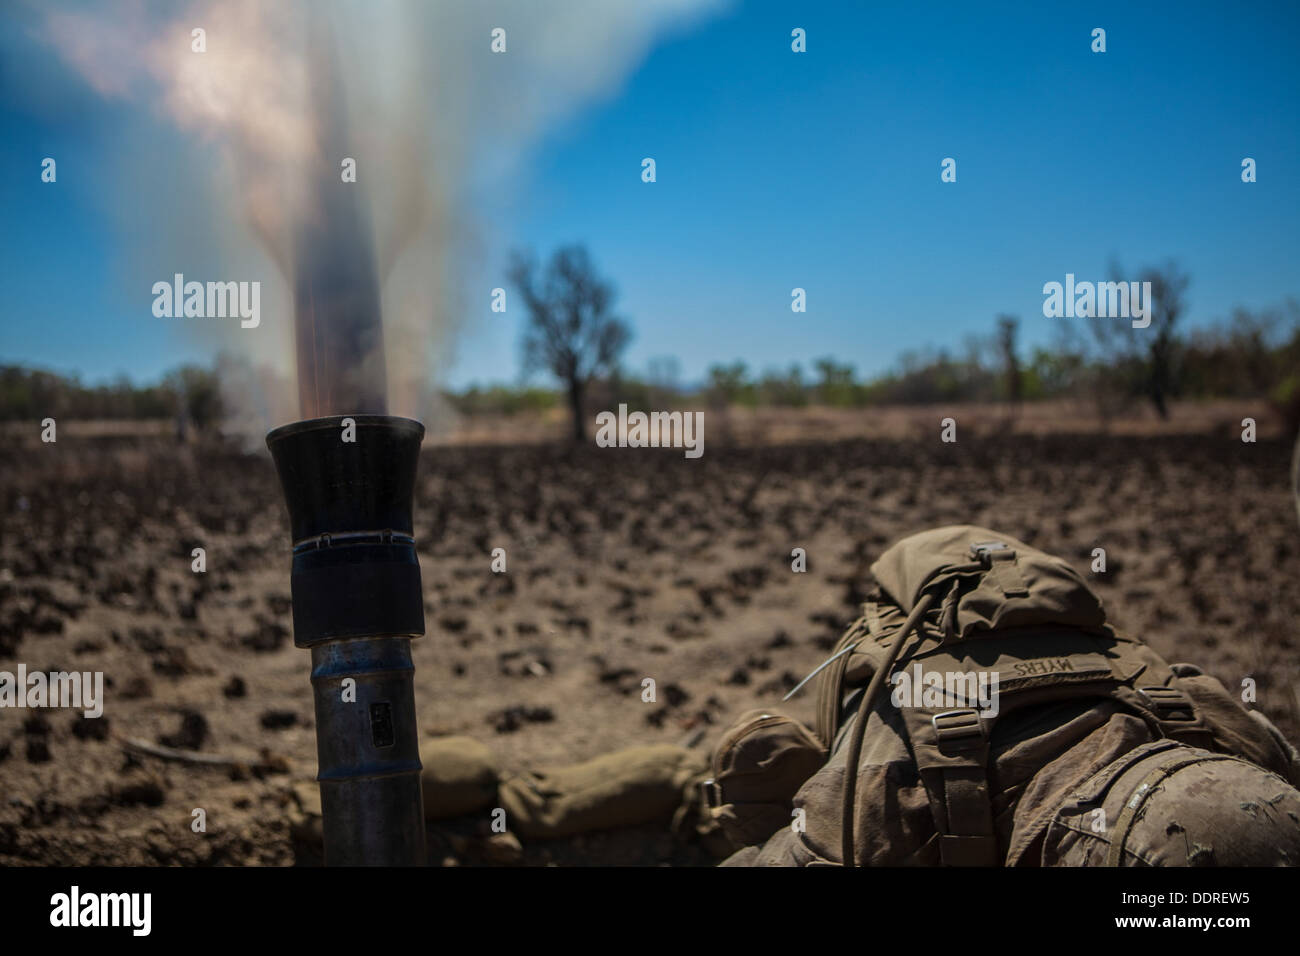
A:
[33, 0, 727, 429]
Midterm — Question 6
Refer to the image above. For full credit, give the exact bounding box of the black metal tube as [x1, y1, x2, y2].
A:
[310, 636, 424, 865]
[267, 414, 427, 866]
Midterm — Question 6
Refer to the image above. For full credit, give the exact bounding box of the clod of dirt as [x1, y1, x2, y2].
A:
[260, 710, 298, 730]
[113, 778, 165, 807]
[757, 671, 799, 695]
[241, 619, 289, 653]
[129, 626, 165, 653]
[119, 676, 153, 700]
[159, 709, 209, 750]
[22, 713, 50, 737]
[488, 706, 555, 734]
[71, 715, 110, 741]
[663, 684, 690, 708]
[765, 630, 793, 649]
[25, 738, 51, 763]
[593, 657, 641, 694]
[645, 682, 694, 728]
[250, 748, 291, 778]
[152, 646, 205, 677]
[557, 615, 590, 637]
[497, 649, 551, 678]
[665, 619, 706, 640]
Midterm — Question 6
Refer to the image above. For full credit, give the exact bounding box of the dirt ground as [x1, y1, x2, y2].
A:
[1, 404, 1297, 866]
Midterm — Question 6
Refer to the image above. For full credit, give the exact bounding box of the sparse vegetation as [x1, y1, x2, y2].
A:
[3, 293, 1297, 429]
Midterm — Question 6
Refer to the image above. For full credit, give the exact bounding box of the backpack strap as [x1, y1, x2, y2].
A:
[814, 612, 872, 749]
[901, 707, 999, 866]
[840, 591, 938, 866]
[979, 544, 1031, 601]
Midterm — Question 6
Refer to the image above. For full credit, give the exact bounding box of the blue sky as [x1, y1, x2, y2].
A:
[3, 0, 1299, 390]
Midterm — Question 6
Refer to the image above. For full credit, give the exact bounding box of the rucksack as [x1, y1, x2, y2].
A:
[715, 525, 1297, 866]
[702, 709, 827, 848]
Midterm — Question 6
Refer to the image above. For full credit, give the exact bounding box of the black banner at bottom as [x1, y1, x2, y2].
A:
[0, 864, 1286, 943]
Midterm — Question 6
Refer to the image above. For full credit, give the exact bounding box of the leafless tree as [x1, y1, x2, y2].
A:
[508, 245, 632, 442]
[1089, 261, 1190, 419]
[996, 315, 1022, 423]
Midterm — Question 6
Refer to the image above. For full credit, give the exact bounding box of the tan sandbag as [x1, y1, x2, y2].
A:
[420, 736, 500, 820]
[498, 744, 707, 839]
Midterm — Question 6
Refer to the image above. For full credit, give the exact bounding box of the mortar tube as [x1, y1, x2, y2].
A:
[267, 414, 427, 866]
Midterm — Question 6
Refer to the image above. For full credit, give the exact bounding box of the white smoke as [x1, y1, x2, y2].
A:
[34, 0, 728, 431]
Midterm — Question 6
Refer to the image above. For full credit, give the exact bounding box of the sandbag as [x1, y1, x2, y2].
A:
[498, 744, 707, 839]
[420, 735, 500, 820]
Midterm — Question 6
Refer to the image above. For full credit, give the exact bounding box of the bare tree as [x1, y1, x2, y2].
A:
[1138, 264, 1190, 418]
[996, 315, 1022, 413]
[1090, 261, 1190, 419]
[508, 245, 632, 442]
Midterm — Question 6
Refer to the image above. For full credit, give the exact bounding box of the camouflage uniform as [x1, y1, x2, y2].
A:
[722, 699, 1300, 866]
[712, 526, 1300, 867]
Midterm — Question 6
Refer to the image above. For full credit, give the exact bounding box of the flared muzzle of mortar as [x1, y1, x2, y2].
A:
[266, 414, 427, 866]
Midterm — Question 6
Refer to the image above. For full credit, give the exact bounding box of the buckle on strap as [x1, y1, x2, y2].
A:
[968, 541, 1030, 599]
[932, 709, 985, 747]
[968, 541, 1012, 564]
[701, 778, 723, 809]
[1138, 686, 1196, 722]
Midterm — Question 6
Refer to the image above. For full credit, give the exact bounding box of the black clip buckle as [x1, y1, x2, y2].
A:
[932, 708, 985, 745]
[1138, 686, 1196, 722]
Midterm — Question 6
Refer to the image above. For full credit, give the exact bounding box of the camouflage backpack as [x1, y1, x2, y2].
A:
[711, 525, 1298, 866]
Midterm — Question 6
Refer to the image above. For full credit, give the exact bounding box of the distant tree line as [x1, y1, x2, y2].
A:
[0, 364, 224, 430]
[498, 249, 1300, 436]
[5, 259, 1298, 437]
[593, 298, 1300, 427]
